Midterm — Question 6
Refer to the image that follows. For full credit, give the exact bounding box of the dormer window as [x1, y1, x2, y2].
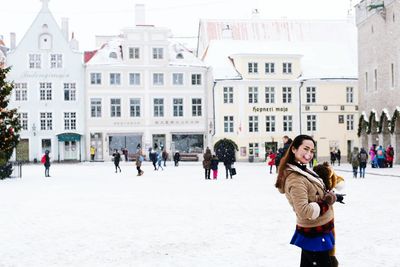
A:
[109, 52, 118, 59]
[176, 53, 184, 59]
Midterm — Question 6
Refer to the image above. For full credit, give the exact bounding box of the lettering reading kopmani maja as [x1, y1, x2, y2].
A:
[252, 107, 288, 112]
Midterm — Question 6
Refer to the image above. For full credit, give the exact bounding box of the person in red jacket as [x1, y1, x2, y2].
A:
[266, 150, 276, 174]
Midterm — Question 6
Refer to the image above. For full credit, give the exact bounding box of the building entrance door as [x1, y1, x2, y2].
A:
[64, 141, 77, 160]
[152, 134, 166, 150]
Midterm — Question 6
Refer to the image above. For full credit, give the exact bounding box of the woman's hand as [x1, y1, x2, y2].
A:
[322, 191, 337, 205]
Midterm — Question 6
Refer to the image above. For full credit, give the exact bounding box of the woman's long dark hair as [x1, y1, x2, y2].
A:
[275, 135, 316, 190]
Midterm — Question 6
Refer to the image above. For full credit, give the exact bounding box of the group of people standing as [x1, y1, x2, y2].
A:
[202, 147, 235, 179]
[368, 144, 394, 168]
[266, 135, 293, 174]
[329, 149, 341, 166]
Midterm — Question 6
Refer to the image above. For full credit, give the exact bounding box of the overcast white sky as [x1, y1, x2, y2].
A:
[0, 0, 356, 51]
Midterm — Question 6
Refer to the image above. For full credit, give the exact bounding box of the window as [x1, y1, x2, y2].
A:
[173, 73, 184, 85]
[248, 87, 258, 104]
[130, 98, 141, 117]
[153, 73, 164, 85]
[265, 63, 275, 74]
[191, 74, 202, 85]
[14, 83, 28, 101]
[265, 87, 275, 103]
[346, 87, 353, 103]
[224, 116, 234, 133]
[129, 73, 141, 85]
[249, 143, 259, 157]
[346, 115, 354, 130]
[110, 98, 121, 117]
[64, 83, 76, 101]
[29, 54, 41, 69]
[283, 115, 293, 131]
[50, 54, 62, 68]
[365, 72, 368, 92]
[40, 112, 52, 130]
[173, 98, 184, 117]
[154, 98, 164, 117]
[64, 112, 76, 130]
[248, 62, 258, 74]
[391, 63, 395, 88]
[374, 69, 378, 91]
[283, 62, 292, 74]
[223, 87, 233, 103]
[110, 73, 121, 85]
[249, 116, 259, 132]
[90, 73, 102, 85]
[39, 82, 52, 100]
[192, 98, 202, 116]
[90, 98, 102, 118]
[265, 115, 276, 132]
[20, 113, 28, 130]
[129, 47, 140, 59]
[338, 115, 344, 124]
[282, 87, 292, 103]
[306, 87, 316, 103]
[152, 48, 164, 59]
[307, 115, 316, 131]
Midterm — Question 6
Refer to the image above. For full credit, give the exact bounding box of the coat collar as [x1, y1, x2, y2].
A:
[287, 163, 326, 190]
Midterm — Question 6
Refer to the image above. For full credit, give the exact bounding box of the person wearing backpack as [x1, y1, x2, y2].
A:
[41, 150, 51, 177]
[358, 148, 368, 178]
[376, 145, 385, 168]
[136, 151, 144, 176]
[350, 147, 360, 178]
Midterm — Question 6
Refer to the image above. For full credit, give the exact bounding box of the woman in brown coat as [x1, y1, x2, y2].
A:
[203, 147, 212, 179]
[275, 135, 338, 267]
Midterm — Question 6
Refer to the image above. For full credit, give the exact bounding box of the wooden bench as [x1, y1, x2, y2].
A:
[179, 153, 199, 161]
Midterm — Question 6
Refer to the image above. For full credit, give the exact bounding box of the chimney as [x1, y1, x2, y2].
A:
[61, 17, 69, 41]
[135, 4, 146, 25]
[69, 32, 79, 51]
[10, 32, 16, 49]
[251, 8, 260, 19]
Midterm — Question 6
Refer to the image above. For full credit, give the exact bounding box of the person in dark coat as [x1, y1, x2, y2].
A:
[162, 149, 169, 167]
[173, 151, 181, 166]
[336, 149, 341, 166]
[42, 150, 51, 177]
[330, 151, 336, 166]
[150, 149, 157, 170]
[113, 149, 121, 173]
[223, 158, 234, 179]
[358, 148, 368, 178]
[210, 154, 219, 179]
[203, 147, 212, 179]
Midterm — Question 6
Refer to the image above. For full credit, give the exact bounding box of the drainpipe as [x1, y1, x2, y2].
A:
[212, 81, 217, 137]
[298, 80, 305, 134]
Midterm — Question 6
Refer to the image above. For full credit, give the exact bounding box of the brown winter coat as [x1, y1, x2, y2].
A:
[279, 164, 334, 228]
[203, 149, 212, 169]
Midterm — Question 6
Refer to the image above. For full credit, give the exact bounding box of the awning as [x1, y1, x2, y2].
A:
[57, 133, 81, 142]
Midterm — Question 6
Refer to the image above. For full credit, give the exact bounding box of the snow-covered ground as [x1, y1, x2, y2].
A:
[0, 161, 399, 267]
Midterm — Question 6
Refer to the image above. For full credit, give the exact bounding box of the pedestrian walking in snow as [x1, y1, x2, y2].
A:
[275, 134, 339, 267]
[113, 149, 121, 173]
[336, 149, 341, 166]
[90, 145, 96, 161]
[203, 147, 212, 179]
[150, 149, 157, 170]
[162, 148, 169, 167]
[350, 147, 359, 178]
[376, 145, 385, 168]
[210, 154, 219, 179]
[136, 152, 144, 176]
[358, 148, 368, 178]
[173, 151, 180, 166]
[223, 158, 234, 179]
[386, 145, 394, 168]
[41, 150, 51, 177]
[266, 150, 276, 174]
[156, 152, 164, 170]
[330, 151, 336, 166]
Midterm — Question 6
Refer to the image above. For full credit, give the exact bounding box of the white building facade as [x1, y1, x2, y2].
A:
[85, 26, 210, 161]
[7, 0, 85, 162]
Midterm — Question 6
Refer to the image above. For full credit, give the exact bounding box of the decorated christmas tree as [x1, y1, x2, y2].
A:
[0, 67, 21, 179]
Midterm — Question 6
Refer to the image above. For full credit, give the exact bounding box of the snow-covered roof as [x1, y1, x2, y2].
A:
[200, 19, 357, 80]
[86, 38, 207, 67]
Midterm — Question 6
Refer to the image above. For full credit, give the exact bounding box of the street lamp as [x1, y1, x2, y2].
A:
[32, 123, 36, 136]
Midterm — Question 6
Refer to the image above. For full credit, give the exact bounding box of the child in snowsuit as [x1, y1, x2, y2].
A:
[210, 155, 219, 179]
